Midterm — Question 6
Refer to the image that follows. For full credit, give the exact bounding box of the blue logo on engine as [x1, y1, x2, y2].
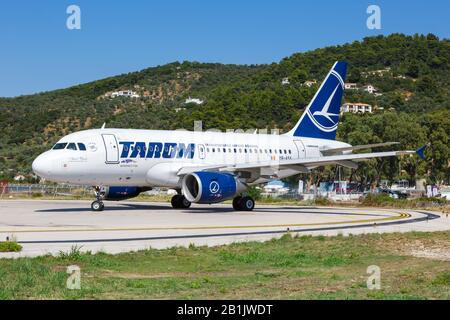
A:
[209, 181, 220, 194]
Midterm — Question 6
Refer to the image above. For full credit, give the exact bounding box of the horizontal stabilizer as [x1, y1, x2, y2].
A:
[416, 144, 429, 160]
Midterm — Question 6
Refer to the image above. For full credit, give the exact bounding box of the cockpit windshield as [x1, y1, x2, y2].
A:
[67, 143, 77, 150]
[52, 142, 87, 151]
[53, 143, 67, 150]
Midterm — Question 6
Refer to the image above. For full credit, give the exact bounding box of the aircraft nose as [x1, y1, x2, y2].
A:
[32, 154, 52, 178]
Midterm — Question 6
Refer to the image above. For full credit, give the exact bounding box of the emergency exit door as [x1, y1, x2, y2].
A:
[198, 144, 206, 159]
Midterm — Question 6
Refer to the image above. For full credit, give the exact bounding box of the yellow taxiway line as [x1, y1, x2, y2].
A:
[0, 210, 411, 234]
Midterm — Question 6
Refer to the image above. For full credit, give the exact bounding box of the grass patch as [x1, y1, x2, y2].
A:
[0, 232, 449, 299]
[361, 194, 449, 209]
[432, 272, 450, 286]
[0, 241, 22, 252]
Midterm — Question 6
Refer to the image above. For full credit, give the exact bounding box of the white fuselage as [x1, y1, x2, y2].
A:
[32, 128, 351, 188]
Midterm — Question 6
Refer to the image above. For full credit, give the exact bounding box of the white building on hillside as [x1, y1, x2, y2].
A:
[344, 83, 358, 90]
[281, 77, 290, 85]
[362, 84, 379, 95]
[341, 103, 373, 114]
[303, 80, 317, 87]
[185, 97, 204, 105]
[110, 90, 140, 98]
[362, 67, 391, 77]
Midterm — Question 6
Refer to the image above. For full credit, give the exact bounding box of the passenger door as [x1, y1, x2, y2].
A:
[293, 140, 306, 159]
[102, 134, 119, 164]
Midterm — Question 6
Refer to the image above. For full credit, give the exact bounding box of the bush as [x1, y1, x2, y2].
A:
[360, 193, 396, 206]
[58, 245, 84, 260]
[415, 197, 448, 206]
[313, 196, 331, 206]
[361, 193, 449, 209]
[0, 241, 23, 252]
[246, 186, 262, 201]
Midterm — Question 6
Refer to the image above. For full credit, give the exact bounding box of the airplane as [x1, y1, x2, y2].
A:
[32, 61, 426, 212]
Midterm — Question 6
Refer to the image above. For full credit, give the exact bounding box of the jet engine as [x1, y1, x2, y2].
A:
[181, 172, 246, 204]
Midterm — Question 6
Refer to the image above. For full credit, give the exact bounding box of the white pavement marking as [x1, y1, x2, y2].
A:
[0, 200, 448, 258]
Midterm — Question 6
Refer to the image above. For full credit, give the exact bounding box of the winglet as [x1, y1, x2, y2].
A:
[101, 123, 106, 129]
[416, 144, 429, 160]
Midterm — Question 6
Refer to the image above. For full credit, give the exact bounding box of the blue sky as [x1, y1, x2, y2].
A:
[0, 0, 448, 97]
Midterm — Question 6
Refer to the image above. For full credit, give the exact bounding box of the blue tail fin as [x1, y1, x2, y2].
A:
[286, 61, 347, 140]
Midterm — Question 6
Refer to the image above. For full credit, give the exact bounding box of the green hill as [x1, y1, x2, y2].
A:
[0, 33, 448, 184]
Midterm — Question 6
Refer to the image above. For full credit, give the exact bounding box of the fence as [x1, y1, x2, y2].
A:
[261, 189, 365, 201]
[0, 184, 429, 202]
[1, 184, 93, 198]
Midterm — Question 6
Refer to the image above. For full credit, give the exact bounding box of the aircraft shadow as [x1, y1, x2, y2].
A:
[35, 203, 234, 213]
[34, 203, 384, 217]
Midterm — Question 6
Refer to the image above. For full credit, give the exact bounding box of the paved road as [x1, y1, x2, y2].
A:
[0, 200, 448, 258]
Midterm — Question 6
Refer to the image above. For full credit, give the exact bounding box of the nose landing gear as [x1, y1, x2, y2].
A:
[91, 186, 105, 212]
[91, 200, 104, 211]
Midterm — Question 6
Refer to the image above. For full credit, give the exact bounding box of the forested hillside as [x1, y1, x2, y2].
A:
[0, 33, 448, 184]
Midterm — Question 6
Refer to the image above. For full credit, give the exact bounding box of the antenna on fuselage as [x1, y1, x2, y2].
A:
[101, 123, 106, 129]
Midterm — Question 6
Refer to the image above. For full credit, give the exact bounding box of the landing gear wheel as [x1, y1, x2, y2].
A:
[232, 196, 243, 210]
[91, 200, 104, 212]
[180, 197, 191, 209]
[171, 195, 191, 209]
[171, 195, 181, 208]
[240, 196, 255, 211]
[233, 196, 254, 211]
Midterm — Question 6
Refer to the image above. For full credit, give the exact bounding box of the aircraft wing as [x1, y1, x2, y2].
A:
[177, 150, 416, 176]
[321, 142, 400, 156]
[219, 150, 415, 172]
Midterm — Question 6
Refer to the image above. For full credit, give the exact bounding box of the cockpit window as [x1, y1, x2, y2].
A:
[53, 143, 67, 150]
[78, 143, 87, 151]
[66, 143, 77, 150]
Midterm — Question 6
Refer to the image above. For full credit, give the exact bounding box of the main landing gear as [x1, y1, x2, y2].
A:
[171, 194, 191, 209]
[91, 186, 105, 212]
[232, 196, 255, 211]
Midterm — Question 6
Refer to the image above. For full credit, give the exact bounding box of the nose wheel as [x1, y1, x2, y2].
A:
[91, 200, 104, 212]
[232, 196, 255, 211]
[91, 186, 105, 212]
[171, 194, 191, 209]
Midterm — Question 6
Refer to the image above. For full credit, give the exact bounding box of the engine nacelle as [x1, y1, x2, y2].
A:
[182, 172, 246, 204]
[101, 186, 150, 201]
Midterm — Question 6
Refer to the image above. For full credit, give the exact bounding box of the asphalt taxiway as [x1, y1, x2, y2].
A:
[0, 200, 448, 258]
